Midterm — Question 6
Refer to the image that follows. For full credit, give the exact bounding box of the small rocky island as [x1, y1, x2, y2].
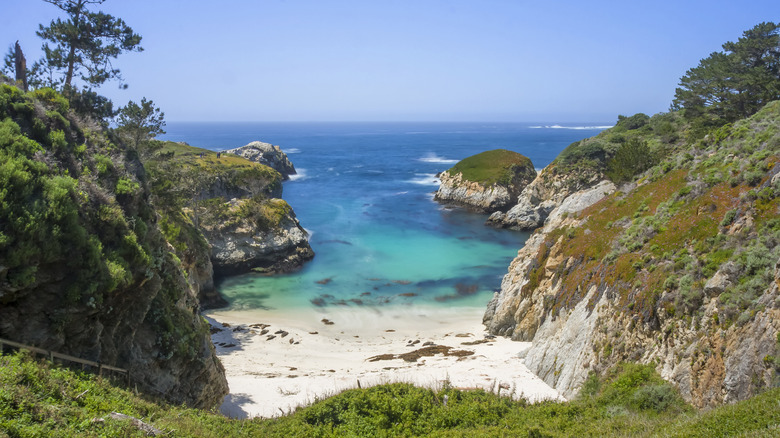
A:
[434, 149, 536, 213]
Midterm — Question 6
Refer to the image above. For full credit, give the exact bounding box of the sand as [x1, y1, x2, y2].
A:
[205, 304, 562, 419]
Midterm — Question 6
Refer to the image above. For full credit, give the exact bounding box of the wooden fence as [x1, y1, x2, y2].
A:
[0, 336, 130, 385]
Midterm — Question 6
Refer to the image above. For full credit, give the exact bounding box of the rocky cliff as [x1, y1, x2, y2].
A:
[200, 197, 314, 277]
[434, 149, 536, 213]
[484, 103, 780, 407]
[224, 141, 296, 180]
[0, 84, 228, 408]
[147, 141, 314, 283]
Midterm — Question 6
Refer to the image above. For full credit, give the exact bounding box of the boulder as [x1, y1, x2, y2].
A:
[224, 141, 297, 180]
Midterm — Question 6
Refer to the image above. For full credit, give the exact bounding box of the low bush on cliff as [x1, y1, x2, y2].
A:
[4, 350, 779, 437]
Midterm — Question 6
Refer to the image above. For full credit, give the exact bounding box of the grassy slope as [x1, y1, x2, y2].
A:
[2, 351, 779, 437]
[447, 149, 533, 186]
[527, 101, 779, 329]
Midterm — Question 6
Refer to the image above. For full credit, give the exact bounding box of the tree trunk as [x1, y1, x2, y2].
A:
[64, 2, 84, 89]
[13, 41, 27, 92]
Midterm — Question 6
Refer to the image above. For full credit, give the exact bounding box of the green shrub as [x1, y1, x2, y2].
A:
[615, 113, 650, 131]
[605, 138, 657, 183]
[720, 209, 737, 227]
[115, 178, 139, 195]
[631, 384, 684, 413]
[29, 87, 70, 114]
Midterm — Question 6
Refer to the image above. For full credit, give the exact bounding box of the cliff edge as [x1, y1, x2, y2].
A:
[483, 104, 780, 407]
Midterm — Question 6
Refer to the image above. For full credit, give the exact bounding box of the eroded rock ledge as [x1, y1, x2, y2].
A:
[202, 199, 314, 277]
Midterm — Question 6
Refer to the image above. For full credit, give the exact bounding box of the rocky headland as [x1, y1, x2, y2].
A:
[147, 141, 314, 301]
[482, 103, 780, 407]
[434, 149, 536, 213]
[0, 82, 314, 409]
[200, 197, 314, 277]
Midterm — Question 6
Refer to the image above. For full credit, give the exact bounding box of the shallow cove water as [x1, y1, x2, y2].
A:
[162, 122, 609, 315]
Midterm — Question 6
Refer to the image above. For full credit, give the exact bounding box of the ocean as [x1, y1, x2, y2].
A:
[161, 122, 610, 314]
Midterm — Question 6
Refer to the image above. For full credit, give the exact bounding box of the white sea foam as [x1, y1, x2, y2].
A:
[529, 125, 613, 130]
[406, 173, 440, 186]
[418, 153, 458, 164]
[284, 148, 301, 154]
[288, 168, 308, 181]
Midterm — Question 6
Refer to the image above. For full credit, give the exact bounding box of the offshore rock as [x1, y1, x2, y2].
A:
[434, 149, 536, 213]
[224, 141, 297, 180]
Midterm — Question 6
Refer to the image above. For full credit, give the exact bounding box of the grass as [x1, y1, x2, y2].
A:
[447, 149, 534, 186]
[2, 351, 778, 437]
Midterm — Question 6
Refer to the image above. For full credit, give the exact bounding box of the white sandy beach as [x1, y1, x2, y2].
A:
[206, 305, 562, 418]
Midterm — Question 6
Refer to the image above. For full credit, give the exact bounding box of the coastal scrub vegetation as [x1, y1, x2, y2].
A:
[447, 148, 535, 186]
[508, 22, 780, 409]
[2, 350, 779, 437]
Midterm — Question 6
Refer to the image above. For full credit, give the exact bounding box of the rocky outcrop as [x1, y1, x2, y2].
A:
[155, 140, 313, 300]
[487, 164, 603, 230]
[484, 180, 616, 341]
[224, 141, 296, 180]
[434, 149, 536, 213]
[434, 171, 521, 213]
[512, 264, 780, 404]
[200, 199, 314, 277]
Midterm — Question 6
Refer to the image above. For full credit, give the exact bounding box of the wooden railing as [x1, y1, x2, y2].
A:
[0, 336, 130, 385]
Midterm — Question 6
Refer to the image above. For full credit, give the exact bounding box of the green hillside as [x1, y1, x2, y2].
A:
[2, 350, 779, 437]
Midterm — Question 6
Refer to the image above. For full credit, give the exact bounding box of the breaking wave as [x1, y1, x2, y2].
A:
[418, 153, 458, 164]
[406, 173, 440, 186]
[288, 168, 308, 181]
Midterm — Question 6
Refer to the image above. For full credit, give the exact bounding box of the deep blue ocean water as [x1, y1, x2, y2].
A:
[161, 122, 609, 312]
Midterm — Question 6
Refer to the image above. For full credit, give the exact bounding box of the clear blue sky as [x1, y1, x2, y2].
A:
[2, 1, 779, 122]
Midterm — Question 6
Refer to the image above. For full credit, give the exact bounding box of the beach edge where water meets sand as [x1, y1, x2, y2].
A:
[205, 305, 562, 419]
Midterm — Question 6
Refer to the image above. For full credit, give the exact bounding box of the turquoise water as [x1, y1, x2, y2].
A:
[162, 122, 609, 311]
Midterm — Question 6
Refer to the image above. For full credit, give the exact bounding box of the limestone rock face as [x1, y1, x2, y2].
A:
[483, 180, 616, 340]
[704, 262, 737, 296]
[224, 141, 296, 180]
[201, 200, 314, 277]
[434, 171, 514, 212]
[487, 165, 603, 230]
